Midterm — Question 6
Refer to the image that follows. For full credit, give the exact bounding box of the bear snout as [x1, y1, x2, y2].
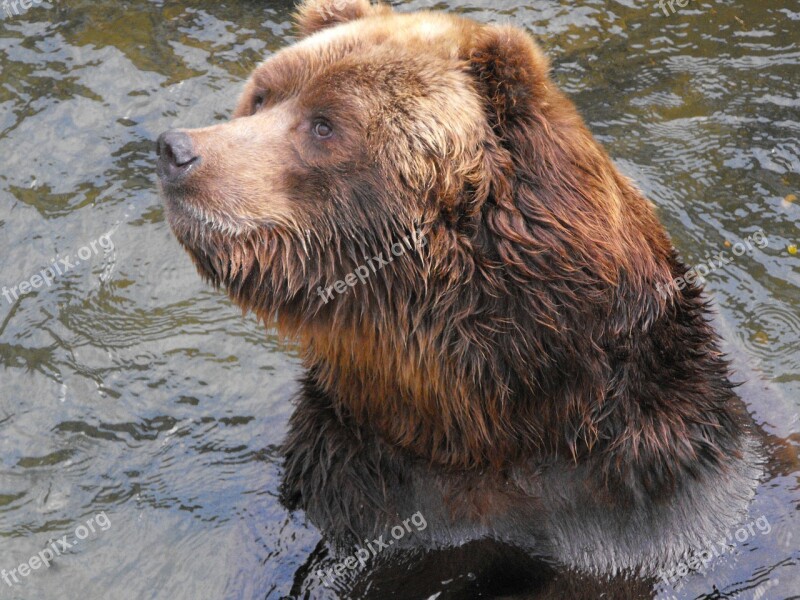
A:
[156, 130, 201, 185]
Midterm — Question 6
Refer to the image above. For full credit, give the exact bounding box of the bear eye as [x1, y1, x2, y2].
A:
[252, 94, 265, 113]
[313, 119, 334, 139]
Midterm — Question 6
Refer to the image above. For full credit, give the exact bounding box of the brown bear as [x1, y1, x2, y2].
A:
[156, 0, 761, 585]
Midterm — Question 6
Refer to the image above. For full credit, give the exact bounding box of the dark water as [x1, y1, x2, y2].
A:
[0, 0, 798, 598]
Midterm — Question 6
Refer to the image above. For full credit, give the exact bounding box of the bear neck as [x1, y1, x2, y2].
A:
[299, 275, 751, 496]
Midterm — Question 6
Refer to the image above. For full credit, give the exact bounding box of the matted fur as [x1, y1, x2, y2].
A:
[159, 0, 761, 579]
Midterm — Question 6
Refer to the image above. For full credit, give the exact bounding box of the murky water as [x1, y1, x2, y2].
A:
[0, 1, 797, 598]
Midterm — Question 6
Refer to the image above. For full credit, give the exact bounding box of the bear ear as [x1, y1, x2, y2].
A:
[294, 0, 376, 37]
[466, 24, 552, 130]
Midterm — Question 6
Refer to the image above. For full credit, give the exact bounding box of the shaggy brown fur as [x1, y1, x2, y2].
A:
[158, 0, 761, 582]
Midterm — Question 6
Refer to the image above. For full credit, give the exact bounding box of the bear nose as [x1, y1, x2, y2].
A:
[156, 130, 200, 183]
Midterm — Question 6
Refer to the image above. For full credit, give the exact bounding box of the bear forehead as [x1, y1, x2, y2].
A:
[295, 11, 469, 57]
[250, 11, 475, 94]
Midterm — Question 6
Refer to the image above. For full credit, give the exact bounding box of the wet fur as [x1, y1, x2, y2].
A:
[160, 0, 761, 579]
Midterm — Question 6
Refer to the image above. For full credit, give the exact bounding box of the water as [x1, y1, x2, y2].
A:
[0, 1, 797, 598]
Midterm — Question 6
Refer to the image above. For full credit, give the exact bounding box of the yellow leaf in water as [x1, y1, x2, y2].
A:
[753, 331, 770, 345]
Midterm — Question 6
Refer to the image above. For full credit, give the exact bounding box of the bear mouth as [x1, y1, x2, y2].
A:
[161, 189, 259, 242]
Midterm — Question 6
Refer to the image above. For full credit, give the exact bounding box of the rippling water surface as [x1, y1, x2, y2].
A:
[0, 1, 798, 598]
